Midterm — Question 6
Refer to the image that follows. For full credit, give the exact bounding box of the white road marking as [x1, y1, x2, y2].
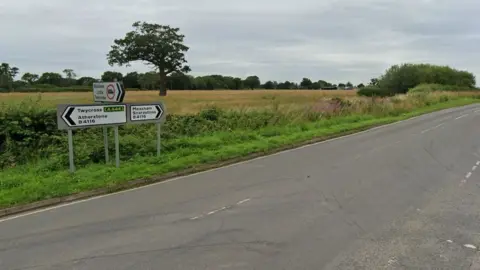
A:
[473, 166, 477, 171]
[421, 123, 445, 134]
[464, 244, 477, 249]
[476, 161, 480, 166]
[455, 114, 469, 120]
[447, 240, 453, 243]
[1, 106, 479, 224]
[421, 128, 432, 134]
[466, 172, 472, 179]
[190, 216, 201, 220]
[475, 109, 480, 113]
[237, 198, 251, 205]
[207, 210, 219, 215]
[387, 257, 397, 265]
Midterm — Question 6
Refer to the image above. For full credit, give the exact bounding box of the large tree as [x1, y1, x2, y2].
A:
[243, 76, 261, 90]
[21, 72, 39, 84]
[63, 69, 76, 79]
[0, 63, 19, 90]
[107, 21, 190, 96]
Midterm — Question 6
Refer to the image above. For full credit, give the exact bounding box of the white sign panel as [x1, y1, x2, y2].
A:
[93, 82, 125, 103]
[58, 104, 127, 129]
[130, 104, 164, 122]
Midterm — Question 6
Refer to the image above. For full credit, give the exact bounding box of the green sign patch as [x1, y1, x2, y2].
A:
[104, 106, 125, 113]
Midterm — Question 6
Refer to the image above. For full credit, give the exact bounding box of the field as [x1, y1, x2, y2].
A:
[0, 90, 356, 114]
[1, 89, 480, 210]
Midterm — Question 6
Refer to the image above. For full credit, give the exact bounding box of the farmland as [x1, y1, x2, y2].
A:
[0, 90, 357, 114]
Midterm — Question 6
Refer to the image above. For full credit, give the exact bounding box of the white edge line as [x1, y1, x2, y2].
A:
[466, 172, 472, 179]
[473, 166, 477, 171]
[237, 198, 251, 205]
[1, 105, 478, 223]
[455, 114, 469, 120]
[475, 109, 480, 113]
[207, 210, 219, 215]
[464, 244, 477, 249]
[190, 216, 200, 220]
[476, 161, 480, 166]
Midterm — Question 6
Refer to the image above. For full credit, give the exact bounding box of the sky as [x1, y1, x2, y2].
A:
[1, 0, 479, 85]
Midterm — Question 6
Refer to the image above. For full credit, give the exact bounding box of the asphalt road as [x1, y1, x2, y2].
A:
[2, 104, 480, 270]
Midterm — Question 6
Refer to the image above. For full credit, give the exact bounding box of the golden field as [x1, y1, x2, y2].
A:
[0, 90, 357, 114]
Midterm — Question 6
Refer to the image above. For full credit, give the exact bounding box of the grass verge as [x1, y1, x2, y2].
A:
[0, 97, 478, 210]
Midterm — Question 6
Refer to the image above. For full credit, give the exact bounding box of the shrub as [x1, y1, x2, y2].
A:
[377, 63, 476, 94]
[357, 86, 393, 97]
[409, 83, 477, 93]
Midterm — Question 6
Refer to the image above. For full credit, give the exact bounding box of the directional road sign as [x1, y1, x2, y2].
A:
[93, 82, 125, 103]
[127, 102, 166, 125]
[57, 104, 127, 130]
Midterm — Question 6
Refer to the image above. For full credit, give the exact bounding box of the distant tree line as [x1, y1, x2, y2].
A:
[0, 63, 363, 92]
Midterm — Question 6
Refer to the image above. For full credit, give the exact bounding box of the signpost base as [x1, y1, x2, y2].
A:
[114, 126, 120, 168]
[157, 123, 161, 156]
[103, 127, 109, 163]
[68, 130, 75, 173]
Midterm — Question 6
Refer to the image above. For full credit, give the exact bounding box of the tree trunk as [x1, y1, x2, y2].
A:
[159, 70, 167, 96]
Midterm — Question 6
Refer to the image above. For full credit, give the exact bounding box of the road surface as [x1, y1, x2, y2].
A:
[2, 104, 480, 269]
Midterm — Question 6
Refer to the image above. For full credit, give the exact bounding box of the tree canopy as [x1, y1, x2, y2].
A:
[107, 21, 190, 96]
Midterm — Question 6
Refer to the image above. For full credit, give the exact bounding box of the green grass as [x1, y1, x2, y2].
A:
[0, 97, 478, 209]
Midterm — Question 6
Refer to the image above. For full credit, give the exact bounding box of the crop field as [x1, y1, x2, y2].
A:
[0, 90, 357, 114]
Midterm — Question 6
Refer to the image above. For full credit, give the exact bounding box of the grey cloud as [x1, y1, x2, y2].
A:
[1, 0, 479, 84]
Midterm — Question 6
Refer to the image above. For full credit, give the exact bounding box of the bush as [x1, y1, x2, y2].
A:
[409, 83, 477, 93]
[357, 86, 393, 97]
[377, 63, 476, 94]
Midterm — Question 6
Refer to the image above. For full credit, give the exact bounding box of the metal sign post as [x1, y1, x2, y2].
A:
[68, 129, 75, 173]
[157, 123, 161, 156]
[114, 126, 120, 168]
[103, 127, 109, 163]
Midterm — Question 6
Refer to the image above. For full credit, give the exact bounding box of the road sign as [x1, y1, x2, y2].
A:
[57, 104, 127, 130]
[93, 82, 125, 103]
[127, 102, 166, 124]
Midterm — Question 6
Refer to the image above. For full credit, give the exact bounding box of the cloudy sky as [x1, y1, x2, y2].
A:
[1, 0, 479, 85]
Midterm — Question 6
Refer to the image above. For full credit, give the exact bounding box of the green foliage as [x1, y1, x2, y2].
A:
[8, 85, 91, 92]
[357, 86, 393, 97]
[377, 63, 476, 94]
[101, 71, 123, 82]
[409, 83, 477, 93]
[300, 78, 313, 89]
[107, 21, 190, 96]
[37, 72, 63, 85]
[243, 76, 261, 90]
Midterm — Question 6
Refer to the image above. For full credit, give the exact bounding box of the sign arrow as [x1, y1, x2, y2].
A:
[155, 105, 162, 119]
[63, 107, 76, 126]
